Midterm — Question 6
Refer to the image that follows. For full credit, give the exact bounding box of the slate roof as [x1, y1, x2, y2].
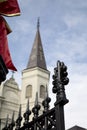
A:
[27, 19, 47, 70]
[68, 125, 86, 130]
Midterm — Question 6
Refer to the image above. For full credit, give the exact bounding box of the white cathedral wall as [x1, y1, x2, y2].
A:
[0, 79, 21, 130]
[21, 67, 50, 117]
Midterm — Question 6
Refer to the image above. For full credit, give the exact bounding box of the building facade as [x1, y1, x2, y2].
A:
[0, 20, 86, 130]
[0, 20, 50, 130]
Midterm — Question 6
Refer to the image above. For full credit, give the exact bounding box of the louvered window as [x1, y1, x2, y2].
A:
[40, 85, 45, 99]
[26, 85, 32, 98]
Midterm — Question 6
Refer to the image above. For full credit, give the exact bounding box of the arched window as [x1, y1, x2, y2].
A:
[40, 85, 45, 99]
[26, 85, 32, 98]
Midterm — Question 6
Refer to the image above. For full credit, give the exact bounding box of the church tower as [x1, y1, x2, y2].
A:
[21, 19, 50, 115]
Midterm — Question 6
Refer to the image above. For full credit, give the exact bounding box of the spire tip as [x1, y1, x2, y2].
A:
[37, 17, 40, 30]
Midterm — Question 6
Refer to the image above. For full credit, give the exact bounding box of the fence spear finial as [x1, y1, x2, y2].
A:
[11, 111, 15, 123]
[5, 114, 9, 128]
[26, 98, 29, 111]
[23, 98, 31, 126]
[2, 114, 9, 130]
[37, 17, 40, 30]
[18, 104, 21, 117]
[35, 92, 38, 106]
[15, 104, 22, 130]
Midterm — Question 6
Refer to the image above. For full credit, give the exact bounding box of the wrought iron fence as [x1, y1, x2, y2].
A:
[2, 60, 69, 130]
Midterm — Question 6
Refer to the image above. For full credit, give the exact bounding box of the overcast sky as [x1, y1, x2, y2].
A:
[5, 0, 87, 129]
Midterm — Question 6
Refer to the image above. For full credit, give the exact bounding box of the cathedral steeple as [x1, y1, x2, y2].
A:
[21, 20, 50, 118]
[27, 19, 47, 70]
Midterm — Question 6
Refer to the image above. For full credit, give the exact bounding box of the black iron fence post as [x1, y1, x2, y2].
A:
[55, 101, 66, 130]
[42, 87, 51, 130]
[15, 105, 22, 130]
[32, 92, 41, 130]
[23, 99, 31, 130]
[52, 61, 69, 130]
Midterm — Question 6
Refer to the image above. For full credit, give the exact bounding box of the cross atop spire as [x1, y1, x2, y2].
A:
[37, 17, 40, 30]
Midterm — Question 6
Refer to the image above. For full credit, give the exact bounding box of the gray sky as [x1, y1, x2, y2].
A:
[5, 0, 87, 129]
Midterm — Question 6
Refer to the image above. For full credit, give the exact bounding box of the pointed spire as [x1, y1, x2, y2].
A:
[27, 19, 47, 70]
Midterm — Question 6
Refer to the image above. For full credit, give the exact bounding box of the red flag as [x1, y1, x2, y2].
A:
[0, 16, 17, 71]
[0, 0, 20, 16]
